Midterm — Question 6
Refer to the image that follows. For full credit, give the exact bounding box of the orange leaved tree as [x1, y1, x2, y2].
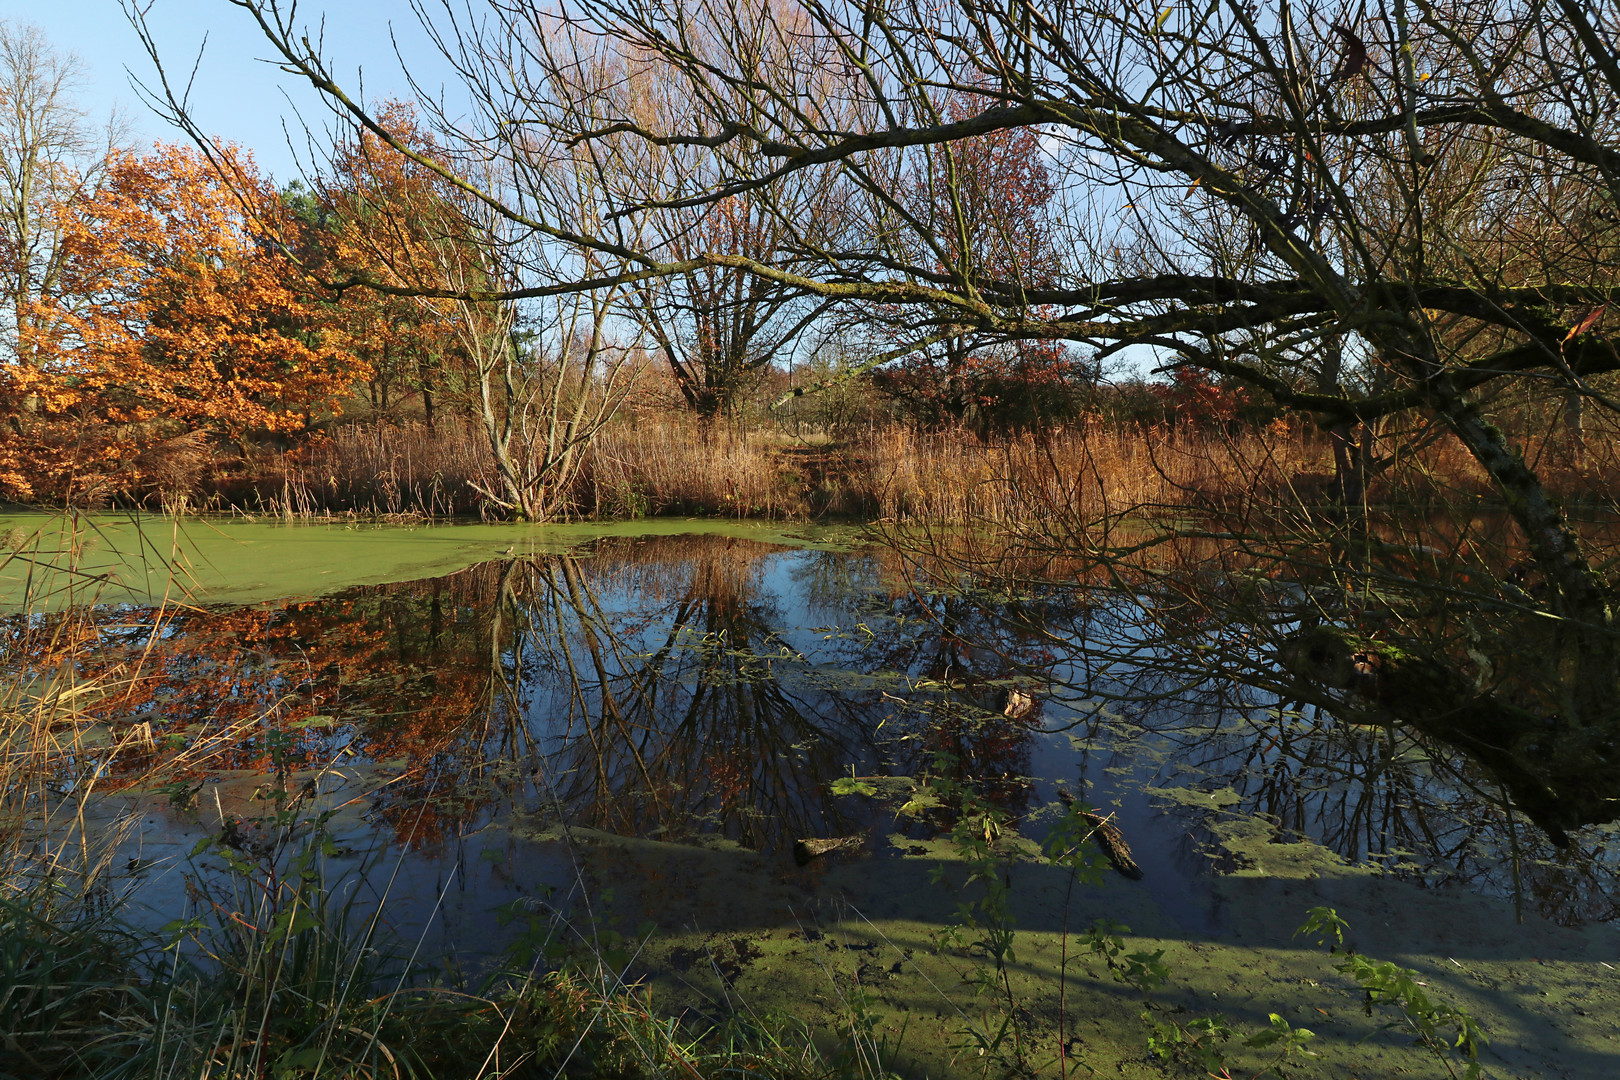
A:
[1, 142, 360, 504]
[313, 103, 467, 428]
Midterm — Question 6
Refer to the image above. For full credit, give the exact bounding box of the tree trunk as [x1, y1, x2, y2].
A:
[1563, 387, 1585, 471]
[1281, 624, 1609, 845]
[420, 354, 437, 433]
[477, 337, 530, 519]
[1424, 375, 1618, 793]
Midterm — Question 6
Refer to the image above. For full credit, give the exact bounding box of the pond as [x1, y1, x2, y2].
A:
[6, 514, 1620, 1078]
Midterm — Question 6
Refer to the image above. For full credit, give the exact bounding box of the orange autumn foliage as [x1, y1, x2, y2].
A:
[315, 102, 468, 422]
[0, 142, 364, 503]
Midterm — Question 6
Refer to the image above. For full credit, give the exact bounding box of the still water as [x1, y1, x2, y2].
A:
[12, 525, 1620, 1076]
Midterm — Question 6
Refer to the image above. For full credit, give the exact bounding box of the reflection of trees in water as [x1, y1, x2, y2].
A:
[787, 547, 889, 626]
[10, 538, 1055, 855]
[852, 509, 1619, 915]
[854, 585, 1050, 820]
[1139, 694, 1620, 926]
[939, 566, 1620, 919]
[506, 538, 893, 851]
[0, 566, 507, 845]
[43, 531, 1601, 917]
[11, 539, 963, 852]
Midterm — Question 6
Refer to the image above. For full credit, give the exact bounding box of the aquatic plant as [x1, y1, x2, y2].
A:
[921, 744, 1487, 1079]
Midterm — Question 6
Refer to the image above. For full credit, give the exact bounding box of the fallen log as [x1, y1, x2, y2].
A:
[793, 835, 864, 865]
[1057, 791, 1144, 880]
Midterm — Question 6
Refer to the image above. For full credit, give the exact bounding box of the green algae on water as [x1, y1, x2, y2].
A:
[0, 512, 866, 612]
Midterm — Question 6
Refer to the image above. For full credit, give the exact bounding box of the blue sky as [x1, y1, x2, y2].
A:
[0, 0, 448, 182]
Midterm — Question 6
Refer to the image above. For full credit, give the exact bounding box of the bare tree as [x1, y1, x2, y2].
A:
[359, 160, 646, 521]
[633, 190, 832, 420]
[0, 20, 124, 372]
[613, 26, 847, 419]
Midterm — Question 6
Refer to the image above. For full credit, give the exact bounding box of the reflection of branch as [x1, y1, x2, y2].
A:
[517, 550, 885, 844]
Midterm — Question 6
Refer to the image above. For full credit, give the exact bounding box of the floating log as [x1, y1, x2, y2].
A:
[1079, 810, 1145, 880]
[1057, 791, 1144, 880]
[793, 835, 864, 865]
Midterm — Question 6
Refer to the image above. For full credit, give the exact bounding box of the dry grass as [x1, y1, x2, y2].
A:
[0, 524, 273, 876]
[48, 399, 1612, 524]
[204, 413, 811, 520]
[851, 422, 1324, 523]
[209, 419, 498, 518]
[1521, 406, 1620, 502]
[852, 417, 1620, 526]
[582, 414, 804, 517]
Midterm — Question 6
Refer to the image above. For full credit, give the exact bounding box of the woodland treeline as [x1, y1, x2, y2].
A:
[0, 20, 1132, 514]
[8, 8, 1607, 519]
[0, 36, 607, 511]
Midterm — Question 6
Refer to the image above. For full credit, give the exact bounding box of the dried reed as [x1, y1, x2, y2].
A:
[853, 417, 1620, 526]
[218, 419, 498, 518]
[62, 401, 1620, 524]
[851, 422, 1325, 524]
[582, 415, 801, 518]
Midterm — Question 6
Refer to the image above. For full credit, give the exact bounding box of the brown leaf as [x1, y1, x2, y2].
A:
[1327, 24, 1369, 85]
[1565, 305, 1607, 342]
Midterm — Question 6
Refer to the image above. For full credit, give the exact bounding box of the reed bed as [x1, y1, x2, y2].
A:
[853, 422, 1322, 523]
[582, 416, 801, 518]
[157, 403, 1620, 524]
[855, 418, 1620, 526]
[217, 419, 498, 518]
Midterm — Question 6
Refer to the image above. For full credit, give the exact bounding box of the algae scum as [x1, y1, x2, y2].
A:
[8, 514, 1620, 1078]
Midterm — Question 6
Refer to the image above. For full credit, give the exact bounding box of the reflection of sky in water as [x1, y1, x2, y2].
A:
[12, 535, 1620, 952]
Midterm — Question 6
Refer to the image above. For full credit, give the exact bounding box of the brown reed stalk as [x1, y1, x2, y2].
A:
[206, 418, 499, 518]
[169, 405, 1620, 523]
[582, 415, 801, 518]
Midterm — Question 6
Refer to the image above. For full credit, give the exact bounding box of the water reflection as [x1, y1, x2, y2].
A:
[888, 529, 1620, 926]
[8, 531, 1618, 926]
[507, 538, 894, 847]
